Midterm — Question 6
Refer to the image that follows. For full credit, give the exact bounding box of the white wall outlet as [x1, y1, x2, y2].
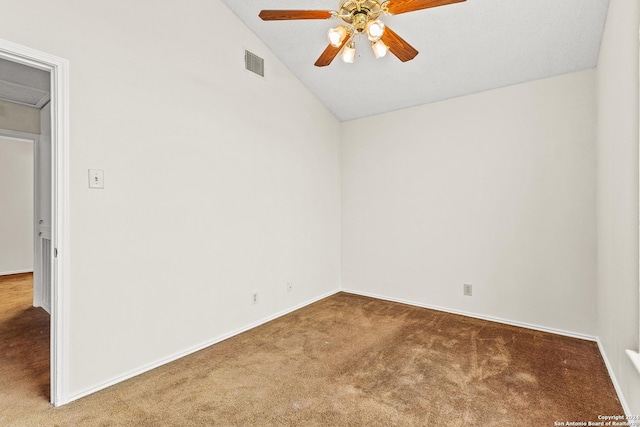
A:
[287, 282, 293, 293]
[251, 292, 259, 304]
[89, 169, 104, 189]
[463, 284, 473, 296]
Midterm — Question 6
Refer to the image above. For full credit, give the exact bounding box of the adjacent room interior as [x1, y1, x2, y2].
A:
[0, 0, 639, 423]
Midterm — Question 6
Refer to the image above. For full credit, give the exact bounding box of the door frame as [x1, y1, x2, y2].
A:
[0, 39, 70, 407]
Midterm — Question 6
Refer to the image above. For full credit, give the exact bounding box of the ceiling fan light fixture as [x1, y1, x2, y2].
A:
[366, 19, 385, 41]
[258, 0, 461, 67]
[327, 26, 348, 47]
[371, 39, 388, 58]
[341, 41, 356, 63]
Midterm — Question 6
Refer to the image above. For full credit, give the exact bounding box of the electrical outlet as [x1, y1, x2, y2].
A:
[463, 284, 473, 296]
[252, 292, 259, 304]
[287, 282, 293, 293]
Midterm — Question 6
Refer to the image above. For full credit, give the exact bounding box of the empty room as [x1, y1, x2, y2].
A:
[0, 0, 639, 425]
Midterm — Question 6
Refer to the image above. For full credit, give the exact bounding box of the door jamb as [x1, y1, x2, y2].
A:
[0, 39, 70, 407]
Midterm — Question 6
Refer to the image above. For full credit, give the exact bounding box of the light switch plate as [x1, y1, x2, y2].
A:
[89, 169, 104, 189]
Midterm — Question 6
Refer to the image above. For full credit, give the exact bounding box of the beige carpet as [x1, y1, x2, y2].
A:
[1, 273, 624, 426]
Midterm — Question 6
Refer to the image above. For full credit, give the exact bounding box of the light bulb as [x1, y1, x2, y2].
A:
[366, 20, 385, 41]
[371, 39, 388, 58]
[341, 42, 356, 63]
[327, 26, 347, 48]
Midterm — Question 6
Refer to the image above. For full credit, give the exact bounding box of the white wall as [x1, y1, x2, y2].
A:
[342, 70, 597, 336]
[0, 0, 341, 399]
[0, 136, 33, 275]
[2, 0, 636, 409]
[596, 0, 640, 414]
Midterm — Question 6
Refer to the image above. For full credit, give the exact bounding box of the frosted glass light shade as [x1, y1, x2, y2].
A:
[341, 43, 356, 63]
[366, 20, 385, 41]
[372, 39, 388, 58]
[328, 26, 348, 47]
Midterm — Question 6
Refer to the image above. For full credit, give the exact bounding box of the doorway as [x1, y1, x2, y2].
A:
[0, 134, 34, 277]
[0, 39, 69, 406]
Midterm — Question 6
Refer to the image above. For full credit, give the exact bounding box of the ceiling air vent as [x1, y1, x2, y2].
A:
[244, 50, 264, 78]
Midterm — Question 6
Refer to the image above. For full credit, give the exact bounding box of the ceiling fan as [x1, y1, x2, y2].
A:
[259, 0, 466, 67]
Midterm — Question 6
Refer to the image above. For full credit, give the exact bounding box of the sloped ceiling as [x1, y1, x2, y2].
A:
[221, 0, 609, 121]
[0, 58, 50, 108]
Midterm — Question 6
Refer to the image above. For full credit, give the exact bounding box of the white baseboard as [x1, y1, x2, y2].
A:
[598, 340, 631, 416]
[344, 289, 635, 412]
[342, 288, 598, 342]
[67, 288, 342, 404]
[67, 287, 630, 413]
[0, 269, 33, 276]
[626, 349, 640, 376]
[41, 301, 51, 315]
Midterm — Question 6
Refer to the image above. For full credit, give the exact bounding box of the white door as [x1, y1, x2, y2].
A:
[33, 102, 52, 313]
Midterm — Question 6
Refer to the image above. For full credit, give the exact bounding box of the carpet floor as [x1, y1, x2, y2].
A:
[1, 273, 624, 426]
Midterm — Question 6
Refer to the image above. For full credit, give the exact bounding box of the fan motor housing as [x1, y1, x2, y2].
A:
[338, 0, 384, 30]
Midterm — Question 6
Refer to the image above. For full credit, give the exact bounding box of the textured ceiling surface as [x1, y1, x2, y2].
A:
[221, 0, 609, 121]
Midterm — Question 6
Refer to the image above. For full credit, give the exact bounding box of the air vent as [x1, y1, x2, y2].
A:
[244, 50, 264, 77]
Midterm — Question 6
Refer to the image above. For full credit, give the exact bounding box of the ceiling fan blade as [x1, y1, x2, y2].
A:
[259, 10, 333, 20]
[387, 0, 466, 15]
[314, 37, 351, 67]
[380, 27, 419, 62]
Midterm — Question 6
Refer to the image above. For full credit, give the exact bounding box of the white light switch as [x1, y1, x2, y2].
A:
[89, 169, 104, 189]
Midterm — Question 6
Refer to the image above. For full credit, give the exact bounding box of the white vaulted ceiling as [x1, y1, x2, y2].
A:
[220, 0, 609, 121]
